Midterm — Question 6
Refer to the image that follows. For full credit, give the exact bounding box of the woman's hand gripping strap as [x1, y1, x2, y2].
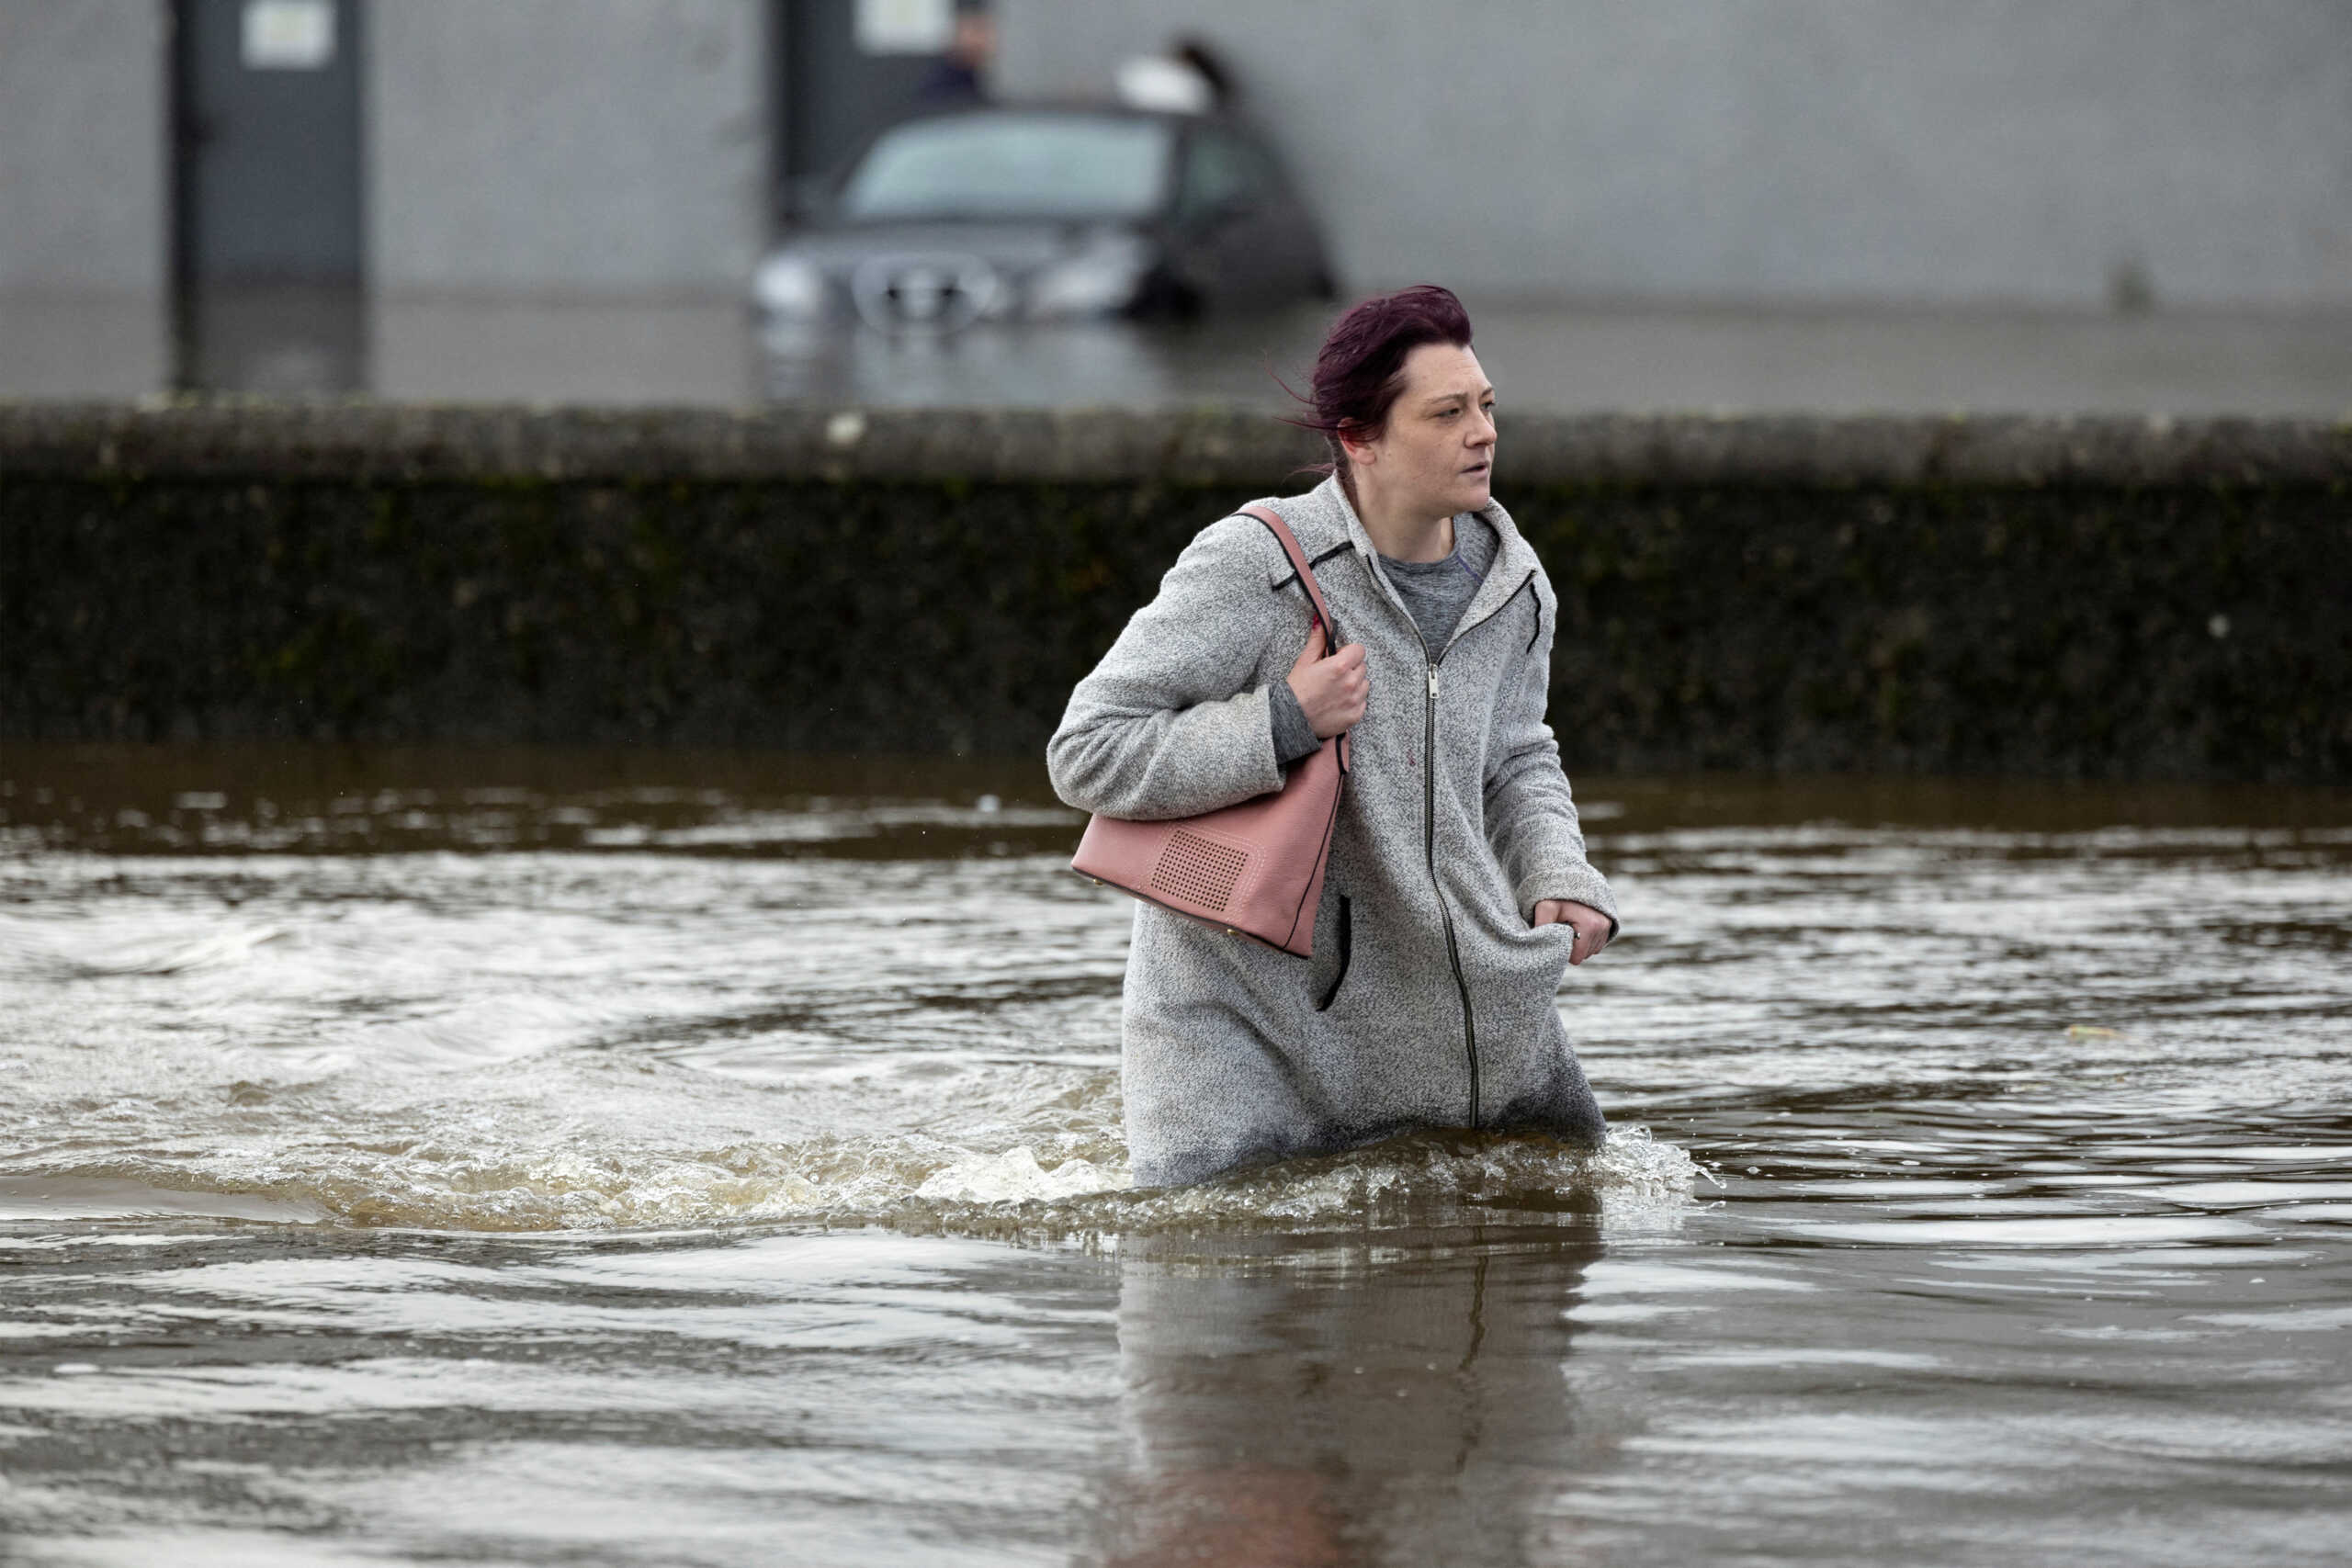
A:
[1238, 503, 1352, 774]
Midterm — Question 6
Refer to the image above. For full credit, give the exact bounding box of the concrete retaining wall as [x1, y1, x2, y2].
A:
[4, 403, 2346, 780]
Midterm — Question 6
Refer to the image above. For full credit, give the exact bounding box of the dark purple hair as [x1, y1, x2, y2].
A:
[1283, 285, 1475, 479]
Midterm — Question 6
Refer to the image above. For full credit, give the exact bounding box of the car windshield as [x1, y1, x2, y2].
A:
[838, 114, 1172, 221]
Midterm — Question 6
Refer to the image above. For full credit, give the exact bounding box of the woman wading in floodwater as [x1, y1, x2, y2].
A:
[1049, 287, 1619, 1189]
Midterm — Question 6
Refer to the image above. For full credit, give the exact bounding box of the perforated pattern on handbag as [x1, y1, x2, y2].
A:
[1148, 830, 1250, 912]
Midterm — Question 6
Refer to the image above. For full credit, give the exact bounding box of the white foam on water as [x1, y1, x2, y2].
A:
[916, 1145, 1126, 1203]
[5, 1119, 1698, 1240]
[0, 910, 288, 979]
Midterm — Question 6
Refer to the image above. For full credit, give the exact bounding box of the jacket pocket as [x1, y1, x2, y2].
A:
[1314, 896, 1353, 1012]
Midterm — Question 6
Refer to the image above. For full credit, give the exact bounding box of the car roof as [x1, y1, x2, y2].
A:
[809, 102, 1286, 216]
[880, 100, 1254, 135]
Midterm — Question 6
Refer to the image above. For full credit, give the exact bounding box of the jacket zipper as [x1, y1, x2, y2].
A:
[1419, 566, 1538, 1131]
[1424, 660, 1481, 1126]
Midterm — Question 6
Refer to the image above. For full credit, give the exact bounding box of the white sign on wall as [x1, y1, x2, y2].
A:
[242, 0, 335, 71]
[855, 0, 954, 55]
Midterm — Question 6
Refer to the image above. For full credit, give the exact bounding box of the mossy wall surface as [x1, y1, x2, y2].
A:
[5, 405, 2346, 780]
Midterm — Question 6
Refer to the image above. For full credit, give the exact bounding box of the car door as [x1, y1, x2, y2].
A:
[1170, 122, 1329, 310]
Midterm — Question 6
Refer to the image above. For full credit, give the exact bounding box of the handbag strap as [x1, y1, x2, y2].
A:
[1235, 502, 1340, 645]
[1236, 502, 1353, 768]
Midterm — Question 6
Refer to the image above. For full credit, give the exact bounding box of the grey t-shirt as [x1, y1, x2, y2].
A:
[1270, 514, 1498, 765]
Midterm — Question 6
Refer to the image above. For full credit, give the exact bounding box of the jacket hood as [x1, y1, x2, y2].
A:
[1272, 475, 1546, 654]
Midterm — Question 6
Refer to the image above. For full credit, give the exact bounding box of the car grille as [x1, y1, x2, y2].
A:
[849, 254, 1004, 333]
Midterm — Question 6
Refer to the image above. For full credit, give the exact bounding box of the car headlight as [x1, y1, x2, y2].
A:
[1026, 235, 1150, 320]
[754, 254, 830, 318]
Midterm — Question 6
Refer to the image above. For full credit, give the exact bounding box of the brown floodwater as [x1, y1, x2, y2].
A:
[2, 743, 2346, 1565]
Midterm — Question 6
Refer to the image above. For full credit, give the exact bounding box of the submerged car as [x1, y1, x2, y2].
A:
[753, 106, 1334, 332]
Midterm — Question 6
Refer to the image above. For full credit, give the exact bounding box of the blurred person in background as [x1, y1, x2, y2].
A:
[1050, 287, 1620, 1189]
[917, 2, 995, 106]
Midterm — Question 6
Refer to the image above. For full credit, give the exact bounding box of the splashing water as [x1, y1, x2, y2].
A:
[5, 750, 2346, 1568]
[0, 763, 1699, 1239]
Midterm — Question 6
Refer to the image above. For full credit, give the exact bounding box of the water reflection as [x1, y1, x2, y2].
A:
[4, 744, 2350, 1564]
[757, 306, 1323, 408]
[1100, 1222, 1601, 1568]
[178, 285, 367, 396]
[375, 296, 763, 406]
[6, 293, 2349, 412]
[0, 296, 172, 399]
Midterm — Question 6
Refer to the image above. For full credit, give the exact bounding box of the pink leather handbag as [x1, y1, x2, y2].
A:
[1070, 503, 1351, 958]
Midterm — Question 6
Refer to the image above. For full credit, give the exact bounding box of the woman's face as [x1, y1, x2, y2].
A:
[1347, 343, 1498, 520]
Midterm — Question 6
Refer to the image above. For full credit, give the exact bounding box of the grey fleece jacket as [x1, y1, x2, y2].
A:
[1048, 474, 1619, 1189]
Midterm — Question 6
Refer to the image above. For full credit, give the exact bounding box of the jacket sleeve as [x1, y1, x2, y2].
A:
[1048, 515, 1290, 821]
[1483, 578, 1621, 933]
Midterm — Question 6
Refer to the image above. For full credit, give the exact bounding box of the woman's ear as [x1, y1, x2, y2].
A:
[1336, 422, 1376, 469]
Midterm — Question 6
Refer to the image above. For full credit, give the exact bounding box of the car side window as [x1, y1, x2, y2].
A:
[1178, 129, 1275, 223]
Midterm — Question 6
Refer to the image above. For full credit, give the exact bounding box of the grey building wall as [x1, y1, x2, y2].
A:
[0, 0, 169, 396]
[0, 0, 168, 295]
[997, 0, 2352, 309]
[368, 0, 767, 295]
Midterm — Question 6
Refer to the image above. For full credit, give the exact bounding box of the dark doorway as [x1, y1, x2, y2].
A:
[170, 0, 365, 392]
[775, 0, 980, 209]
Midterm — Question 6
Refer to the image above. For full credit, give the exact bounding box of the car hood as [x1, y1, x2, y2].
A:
[766, 220, 1142, 275]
